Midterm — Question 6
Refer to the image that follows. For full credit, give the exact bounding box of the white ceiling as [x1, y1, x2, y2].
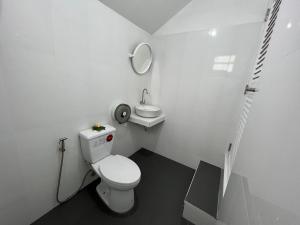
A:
[98, 0, 192, 34]
[155, 0, 270, 36]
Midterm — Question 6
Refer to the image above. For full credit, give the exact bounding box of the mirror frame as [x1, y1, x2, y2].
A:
[129, 42, 153, 75]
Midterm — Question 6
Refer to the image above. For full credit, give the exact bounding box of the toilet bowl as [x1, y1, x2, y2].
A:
[79, 125, 141, 213]
[91, 155, 141, 213]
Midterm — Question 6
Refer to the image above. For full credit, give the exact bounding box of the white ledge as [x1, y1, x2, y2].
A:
[129, 114, 165, 128]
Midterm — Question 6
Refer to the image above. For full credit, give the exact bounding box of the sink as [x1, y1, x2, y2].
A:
[135, 105, 161, 118]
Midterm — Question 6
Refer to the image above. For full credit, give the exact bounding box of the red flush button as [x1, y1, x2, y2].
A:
[106, 134, 113, 142]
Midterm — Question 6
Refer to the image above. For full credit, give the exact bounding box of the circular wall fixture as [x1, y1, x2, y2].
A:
[129, 42, 153, 75]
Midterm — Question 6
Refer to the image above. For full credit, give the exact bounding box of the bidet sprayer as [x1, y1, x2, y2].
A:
[59, 137, 68, 152]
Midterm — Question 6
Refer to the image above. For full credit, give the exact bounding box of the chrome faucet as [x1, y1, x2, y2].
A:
[140, 88, 149, 105]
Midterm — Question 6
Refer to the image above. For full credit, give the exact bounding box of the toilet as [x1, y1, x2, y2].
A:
[79, 125, 141, 213]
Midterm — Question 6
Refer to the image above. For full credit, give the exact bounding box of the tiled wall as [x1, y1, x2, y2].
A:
[143, 22, 263, 169]
[0, 0, 150, 224]
[219, 0, 300, 224]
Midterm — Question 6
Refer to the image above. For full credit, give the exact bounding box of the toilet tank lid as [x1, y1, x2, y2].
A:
[79, 124, 116, 140]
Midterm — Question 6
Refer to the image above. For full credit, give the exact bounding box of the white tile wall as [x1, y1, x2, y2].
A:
[0, 0, 150, 224]
[220, 0, 300, 224]
[143, 23, 263, 169]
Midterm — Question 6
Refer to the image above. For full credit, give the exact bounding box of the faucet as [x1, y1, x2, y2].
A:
[140, 88, 149, 105]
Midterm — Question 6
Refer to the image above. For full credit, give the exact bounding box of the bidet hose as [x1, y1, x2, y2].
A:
[56, 141, 92, 204]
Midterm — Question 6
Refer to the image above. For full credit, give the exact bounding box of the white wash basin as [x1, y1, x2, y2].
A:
[135, 105, 161, 118]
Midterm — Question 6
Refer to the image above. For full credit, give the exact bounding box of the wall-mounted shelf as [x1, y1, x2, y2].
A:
[129, 114, 165, 128]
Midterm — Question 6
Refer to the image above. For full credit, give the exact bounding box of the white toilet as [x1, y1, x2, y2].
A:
[79, 125, 141, 213]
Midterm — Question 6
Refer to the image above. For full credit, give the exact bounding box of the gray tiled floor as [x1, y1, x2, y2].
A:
[32, 149, 195, 225]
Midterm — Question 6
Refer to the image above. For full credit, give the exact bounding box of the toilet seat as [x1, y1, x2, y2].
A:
[94, 155, 141, 190]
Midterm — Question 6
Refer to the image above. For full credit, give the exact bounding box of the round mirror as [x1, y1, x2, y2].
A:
[129, 43, 153, 75]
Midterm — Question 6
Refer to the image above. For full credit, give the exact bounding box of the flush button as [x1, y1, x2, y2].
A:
[106, 134, 113, 142]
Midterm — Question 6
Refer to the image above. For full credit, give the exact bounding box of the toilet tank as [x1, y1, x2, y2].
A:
[79, 125, 116, 164]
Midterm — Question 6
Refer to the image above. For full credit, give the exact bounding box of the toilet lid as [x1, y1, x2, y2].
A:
[98, 155, 141, 185]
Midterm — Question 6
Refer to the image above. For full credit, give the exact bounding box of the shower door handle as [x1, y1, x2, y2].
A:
[244, 85, 259, 95]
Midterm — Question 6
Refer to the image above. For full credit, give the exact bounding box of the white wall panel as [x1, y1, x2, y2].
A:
[0, 0, 150, 223]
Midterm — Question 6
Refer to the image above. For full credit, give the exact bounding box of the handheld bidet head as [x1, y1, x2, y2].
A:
[59, 137, 68, 152]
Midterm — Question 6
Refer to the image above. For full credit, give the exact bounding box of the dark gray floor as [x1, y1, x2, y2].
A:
[32, 149, 195, 225]
[186, 161, 221, 218]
